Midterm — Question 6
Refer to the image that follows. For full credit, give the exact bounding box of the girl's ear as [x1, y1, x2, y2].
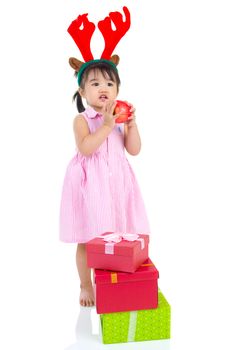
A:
[78, 87, 85, 98]
[69, 57, 84, 72]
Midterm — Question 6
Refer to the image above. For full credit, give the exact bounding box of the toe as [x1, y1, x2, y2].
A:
[80, 299, 86, 307]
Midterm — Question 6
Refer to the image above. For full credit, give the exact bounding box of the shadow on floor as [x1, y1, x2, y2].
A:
[65, 306, 171, 350]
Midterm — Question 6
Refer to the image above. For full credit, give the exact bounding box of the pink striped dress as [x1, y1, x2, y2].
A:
[59, 106, 150, 243]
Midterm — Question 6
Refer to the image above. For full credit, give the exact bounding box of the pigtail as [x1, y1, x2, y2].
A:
[73, 91, 85, 113]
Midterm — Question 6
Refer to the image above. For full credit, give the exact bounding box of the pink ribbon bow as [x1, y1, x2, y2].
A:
[98, 232, 145, 255]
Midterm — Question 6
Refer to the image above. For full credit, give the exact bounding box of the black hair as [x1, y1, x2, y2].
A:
[72, 62, 121, 113]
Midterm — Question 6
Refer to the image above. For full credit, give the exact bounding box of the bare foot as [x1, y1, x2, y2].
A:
[80, 284, 95, 307]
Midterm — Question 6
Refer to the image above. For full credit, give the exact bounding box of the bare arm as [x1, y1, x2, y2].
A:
[73, 116, 112, 156]
[124, 103, 141, 155]
[124, 122, 141, 155]
[73, 101, 118, 156]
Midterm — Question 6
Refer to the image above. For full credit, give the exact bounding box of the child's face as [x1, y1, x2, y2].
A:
[80, 69, 118, 112]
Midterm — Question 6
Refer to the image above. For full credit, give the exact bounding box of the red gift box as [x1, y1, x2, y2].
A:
[86, 233, 149, 273]
[94, 258, 159, 314]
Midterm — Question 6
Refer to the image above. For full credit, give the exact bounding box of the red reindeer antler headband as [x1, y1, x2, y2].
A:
[67, 6, 131, 85]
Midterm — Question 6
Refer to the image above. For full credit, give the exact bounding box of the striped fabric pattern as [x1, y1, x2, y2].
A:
[59, 106, 150, 243]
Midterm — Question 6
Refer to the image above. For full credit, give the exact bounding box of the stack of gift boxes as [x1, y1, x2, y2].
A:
[86, 232, 171, 344]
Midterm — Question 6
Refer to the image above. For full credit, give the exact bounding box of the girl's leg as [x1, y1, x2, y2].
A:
[76, 243, 95, 307]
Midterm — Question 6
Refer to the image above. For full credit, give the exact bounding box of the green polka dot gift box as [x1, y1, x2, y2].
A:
[100, 290, 171, 344]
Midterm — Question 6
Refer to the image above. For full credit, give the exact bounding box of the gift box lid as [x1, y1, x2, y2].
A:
[95, 258, 159, 284]
[87, 233, 149, 257]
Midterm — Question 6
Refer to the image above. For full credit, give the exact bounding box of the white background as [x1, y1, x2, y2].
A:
[0, 1, 232, 349]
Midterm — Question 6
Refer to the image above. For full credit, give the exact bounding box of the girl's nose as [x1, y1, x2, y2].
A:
[99, 83, 108, 91]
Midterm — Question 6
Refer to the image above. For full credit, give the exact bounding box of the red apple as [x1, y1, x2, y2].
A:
[114, 100, 132, 123]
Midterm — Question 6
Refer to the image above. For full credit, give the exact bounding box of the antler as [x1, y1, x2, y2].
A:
[98, 6, 131, 60]
[67, 13, 95, 62]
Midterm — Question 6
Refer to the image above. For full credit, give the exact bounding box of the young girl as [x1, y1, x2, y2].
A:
[59, 60, 150, 306]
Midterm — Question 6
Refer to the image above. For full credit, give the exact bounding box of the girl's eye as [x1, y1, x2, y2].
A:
[92, 82, 99, 86]
[108, 82, 114, 87]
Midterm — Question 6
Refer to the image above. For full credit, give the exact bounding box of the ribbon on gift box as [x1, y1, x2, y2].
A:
[110, 264, 154, 284]
[110, 272, 118, 284]
[127, 311, 138, 342]
[97, 233, 145, 255]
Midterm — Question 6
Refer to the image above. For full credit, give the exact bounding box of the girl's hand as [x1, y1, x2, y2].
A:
[102, 101, 118, 129]
[124, 102, 137, 128]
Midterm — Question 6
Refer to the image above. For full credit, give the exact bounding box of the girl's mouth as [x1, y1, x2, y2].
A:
[99, 95, 108, 101]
